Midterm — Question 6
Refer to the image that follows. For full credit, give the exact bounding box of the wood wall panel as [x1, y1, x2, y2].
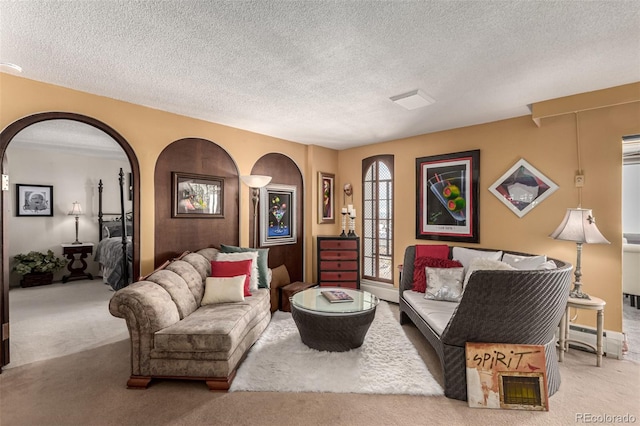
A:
[251, 153, 304, 282]
[154, 138, 239, 266]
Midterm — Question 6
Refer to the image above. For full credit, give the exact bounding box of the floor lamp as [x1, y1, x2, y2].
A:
[550, 207, 610, 299]
[240, 175, 272, 248]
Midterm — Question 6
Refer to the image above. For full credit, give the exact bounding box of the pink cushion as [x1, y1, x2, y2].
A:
[412, 256, 463, 293]
[210, 259, 253, 296]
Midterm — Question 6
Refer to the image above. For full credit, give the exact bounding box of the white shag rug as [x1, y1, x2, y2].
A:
[230, 301, 443, 395]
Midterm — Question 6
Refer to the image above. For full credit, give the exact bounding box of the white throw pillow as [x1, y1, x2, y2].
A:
[463, 257, 517, 287]
[216, 251, 259, 291]
[202, 275, 246, 305]
[452, 247, 503, 273]
[424, 266, 465, 302]
[502, 253, 547, 270]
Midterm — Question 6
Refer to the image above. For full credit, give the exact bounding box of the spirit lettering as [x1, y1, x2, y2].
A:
[472, 349, 541, 370]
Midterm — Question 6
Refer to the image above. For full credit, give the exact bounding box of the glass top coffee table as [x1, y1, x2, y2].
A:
[290, 287, 379, 352]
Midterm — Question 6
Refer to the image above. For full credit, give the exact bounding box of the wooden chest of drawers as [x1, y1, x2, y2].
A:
[317, 236, 360, 289]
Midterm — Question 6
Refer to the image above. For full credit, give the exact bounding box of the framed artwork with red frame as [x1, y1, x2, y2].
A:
[416, 150, 480, 243]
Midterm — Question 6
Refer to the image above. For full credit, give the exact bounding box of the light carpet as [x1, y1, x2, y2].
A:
[230, 301, 444, 396]
[7, 280, 128, 369]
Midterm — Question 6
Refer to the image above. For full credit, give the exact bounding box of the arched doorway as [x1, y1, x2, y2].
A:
[0, 112, 140, 370]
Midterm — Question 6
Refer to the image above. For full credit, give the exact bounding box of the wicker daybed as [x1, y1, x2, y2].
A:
[399, 245, 572, 401]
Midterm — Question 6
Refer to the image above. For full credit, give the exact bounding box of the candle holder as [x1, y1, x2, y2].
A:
[340, 211, 348, 237]
[347, 213, 357, 237]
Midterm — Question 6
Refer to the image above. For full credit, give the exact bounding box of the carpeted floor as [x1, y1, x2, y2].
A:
[5, 280, 127, 368]
[1, 281, 639, 425]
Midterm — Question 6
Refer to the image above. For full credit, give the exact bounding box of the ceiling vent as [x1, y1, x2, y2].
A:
[390, 89, 435, 110]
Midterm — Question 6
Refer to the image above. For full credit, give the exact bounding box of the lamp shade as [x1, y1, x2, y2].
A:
[549, 208, 610, 244]
[240, 175, 272, 188]
[68, 201, 83, 216]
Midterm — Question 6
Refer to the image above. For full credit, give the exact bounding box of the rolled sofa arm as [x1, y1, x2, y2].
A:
[109, 281, 180, 376]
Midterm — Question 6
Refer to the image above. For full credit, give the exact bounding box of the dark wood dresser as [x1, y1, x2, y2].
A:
[316, 236, 360, 289]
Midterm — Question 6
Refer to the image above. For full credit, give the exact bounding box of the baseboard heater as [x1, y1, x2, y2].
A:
[361, 280, 399, 304]
[568, 324, 624, 360]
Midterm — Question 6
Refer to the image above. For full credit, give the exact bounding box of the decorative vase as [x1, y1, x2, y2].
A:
[20, 272, 54, 288]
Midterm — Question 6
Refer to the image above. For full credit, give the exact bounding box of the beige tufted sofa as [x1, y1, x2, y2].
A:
[109, 248, 271, 390]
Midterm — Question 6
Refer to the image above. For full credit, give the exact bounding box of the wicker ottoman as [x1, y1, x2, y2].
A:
[279, 281, 317, 312]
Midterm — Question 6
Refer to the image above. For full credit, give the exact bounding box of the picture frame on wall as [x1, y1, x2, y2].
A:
[172, 172, 224, 218]
[16, 184, 53, 217]
[318, 171, 335, 224]
[260, 183, 297, 246]
[415, 149, 480, 243]
[488, 158, 558, 218]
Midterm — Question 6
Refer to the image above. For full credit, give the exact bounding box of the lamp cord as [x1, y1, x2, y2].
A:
[575, 112, 583, 208]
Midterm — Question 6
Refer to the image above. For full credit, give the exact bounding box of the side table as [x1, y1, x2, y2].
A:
[558, 295, 606, 366]
[61, 243, 94, 283]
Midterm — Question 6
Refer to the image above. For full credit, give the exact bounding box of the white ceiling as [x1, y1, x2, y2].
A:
[1, 1, 639, 150]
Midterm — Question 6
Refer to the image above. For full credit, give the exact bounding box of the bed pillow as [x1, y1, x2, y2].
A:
[102, 221, 133, 238]
[201, 275, 246, 305]
[220, 244, 270, 288]
[424, 266, 465, 302]
[452, 247, 503, 273]
[412, 257, 463, 293]
[215, 251, 259, 292]
[463, 257, 517, 287]
[210, 259, 253, 297]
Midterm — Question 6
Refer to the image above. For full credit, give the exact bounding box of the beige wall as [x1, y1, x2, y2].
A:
[0, 73, 314, 277]
[339, 84, 640, 332]
[2, 72, 639, 332]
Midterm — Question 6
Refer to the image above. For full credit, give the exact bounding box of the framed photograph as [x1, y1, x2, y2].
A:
[172, 172, 224, 218]
[416, 150, 480, 243]
[318, 172, 335, 224]
[16, 184, 53, 217]
[260, 183, 297, 246]
[489, 159, 558, 218]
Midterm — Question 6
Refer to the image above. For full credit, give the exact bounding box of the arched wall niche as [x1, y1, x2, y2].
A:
[251, 153, 304, 282]
[154, 138, 240, 266]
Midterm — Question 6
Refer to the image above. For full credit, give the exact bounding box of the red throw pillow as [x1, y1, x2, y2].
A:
[415, 244, 450, 260]
[413, 245, 449, 287]
[210, 259, 253, 297]
[412, 256, 462, 293]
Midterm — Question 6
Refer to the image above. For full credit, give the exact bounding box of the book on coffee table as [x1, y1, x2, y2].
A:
[321, 290, 354, 303]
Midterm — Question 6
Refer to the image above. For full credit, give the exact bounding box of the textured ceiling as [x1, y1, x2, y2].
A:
[1, 1, 639, 150]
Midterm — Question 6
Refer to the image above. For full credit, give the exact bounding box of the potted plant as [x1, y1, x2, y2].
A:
[13, 250, 68, 287]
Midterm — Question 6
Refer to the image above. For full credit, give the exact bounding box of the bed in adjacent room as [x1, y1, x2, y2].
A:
[94, 169, 132, 291]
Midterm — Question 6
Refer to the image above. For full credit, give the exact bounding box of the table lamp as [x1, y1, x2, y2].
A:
[68, 201, 84, 244]
[550, 207, 610, 299]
